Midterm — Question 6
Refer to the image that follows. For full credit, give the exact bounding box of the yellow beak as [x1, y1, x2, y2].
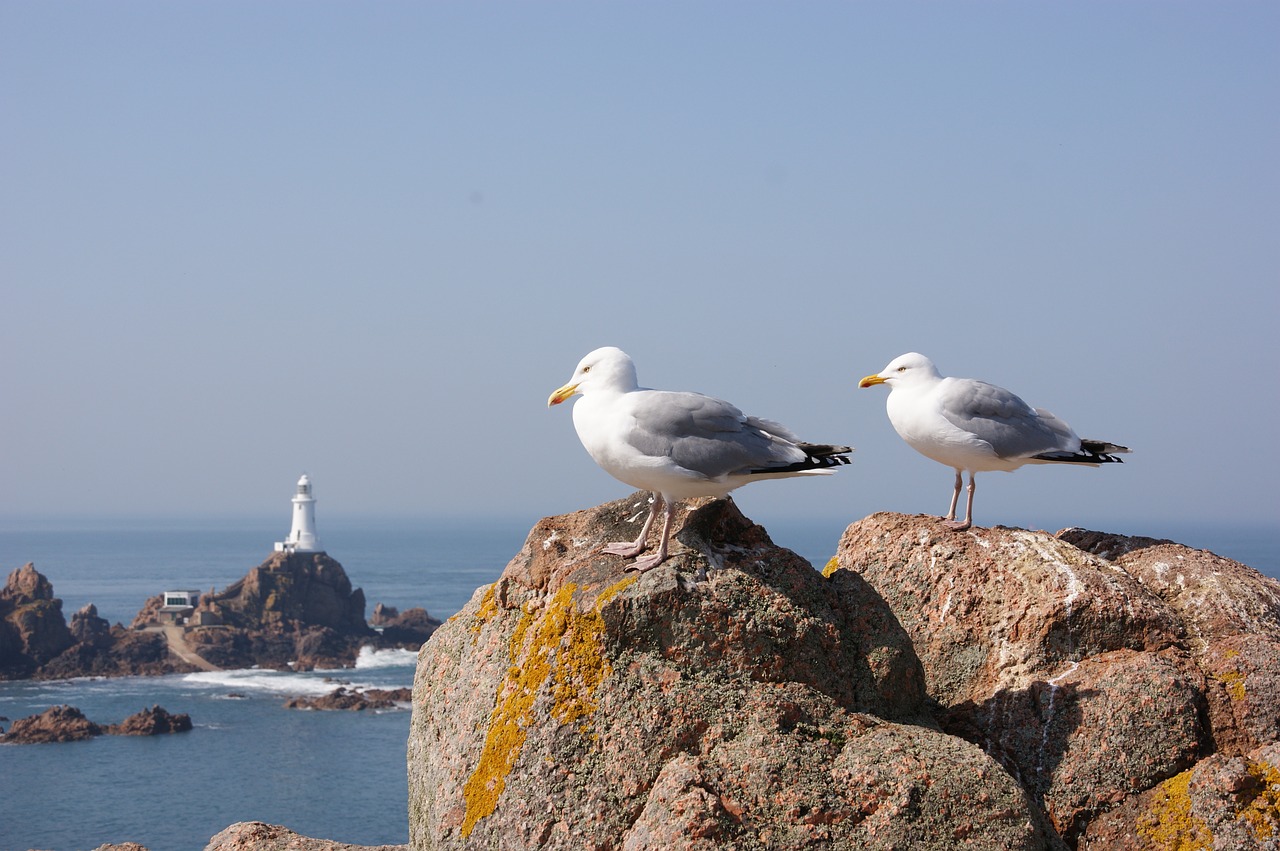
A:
[858, 374, 887, 388]
[547, 382, 580, 407]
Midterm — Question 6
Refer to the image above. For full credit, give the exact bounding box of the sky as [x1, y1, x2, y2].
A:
[3, 2, 1278, 543]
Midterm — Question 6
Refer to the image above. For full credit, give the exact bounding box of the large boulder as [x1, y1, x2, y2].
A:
[408, 495, 1061, 850]
[831, 514, 1280, 845]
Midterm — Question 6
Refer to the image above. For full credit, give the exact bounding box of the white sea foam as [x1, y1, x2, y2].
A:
[180, 668, 366, 697]
[353, 646, 419, 670]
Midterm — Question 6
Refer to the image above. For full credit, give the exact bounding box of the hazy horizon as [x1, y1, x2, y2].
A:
[5, 4, 1277, 536]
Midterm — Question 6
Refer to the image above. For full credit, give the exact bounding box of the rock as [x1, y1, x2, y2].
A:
[0, 704, 103, 743]
[284, 686, 412, 711]
[0, 563, 76, 676]
[69, 603, 113, 645]
[408, 495, 1062, 850]
[91, 843, 152, 851]
[829, 515, 1280, 845]
[203, 821, 407, 850]
[1079, 741, 1280, 850]
[830, 514, 1211, 842]
[203, 551, 369, 633]
[173, 551, 377, 671]
[373, 605, 441, 647]
[107, 704, 193, 735]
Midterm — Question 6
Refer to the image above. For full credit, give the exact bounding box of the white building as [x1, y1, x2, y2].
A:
[274, 474, 324, 553]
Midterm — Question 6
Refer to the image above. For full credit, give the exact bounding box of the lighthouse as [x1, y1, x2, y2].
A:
[274, 474, 324, 554]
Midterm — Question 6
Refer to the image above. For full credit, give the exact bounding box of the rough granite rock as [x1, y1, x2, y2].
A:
[372, 604, 442, 646]
[203, 821, 407, 850]
[828, 514, 1280, 846]
[0, 563, 76, 676]
[172, 552, 377, 671]
[408, 495, 1062, 850]
[1079, 741, 1280, 850]
[1, 703, 192, 743]
[284, 686, 412, 711]
[108, 704, 194, 735]
[0, 703, 103, 743]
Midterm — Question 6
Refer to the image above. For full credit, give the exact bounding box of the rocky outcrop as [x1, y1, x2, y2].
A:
[372, 604, 441, 646]
[0, 703, 103, 742]
[0, 703, 192, 743]
[3, 552, 443, 680]
[169, 551, 377, 671]
[407, 500, 1280, 850]
[283, 686, 413, 711]
[408, 495, 1062, 850]
[107, 704, 194, 735]
[204, 821, 407, 850]
[0, 563, 75, 677]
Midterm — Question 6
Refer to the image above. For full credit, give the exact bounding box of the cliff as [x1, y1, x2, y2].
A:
[406, 495, 1280, 850]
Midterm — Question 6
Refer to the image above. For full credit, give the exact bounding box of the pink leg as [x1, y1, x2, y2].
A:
[943, 473, 975, 531]
[944, 470, 963, 521]
[603, 493, 663, 558]
[625, 499, 676, 572]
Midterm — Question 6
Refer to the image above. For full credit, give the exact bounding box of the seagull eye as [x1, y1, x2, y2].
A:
[896, 366, 907, 373]
[582, 366, 591, 373]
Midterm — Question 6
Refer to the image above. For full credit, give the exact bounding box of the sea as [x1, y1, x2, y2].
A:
[0, 513, 1275, 851]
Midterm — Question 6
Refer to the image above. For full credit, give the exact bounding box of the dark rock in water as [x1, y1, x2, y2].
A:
[0, 704, 103, 743]
[0, 563, 76, 676]
[1, 703, 192, 744]
[173, 551, 378, 671]
[4, 550, 439, 681]
[284, 686, 412, 711]
[108, 705, 193, 736]
[372, 604, 441, 647]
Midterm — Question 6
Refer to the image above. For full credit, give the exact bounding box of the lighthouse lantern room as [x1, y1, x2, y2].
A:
[275, 474, 324, 554]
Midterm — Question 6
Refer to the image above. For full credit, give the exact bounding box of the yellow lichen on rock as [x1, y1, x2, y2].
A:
[1241, 759, 1280, 840]
[553, 574, 637, 728]
[1137, 769, 1213, 851]
[469, 584, 498, 636]
[822, 556, 840, 578]
[1217, 668, 1247, 702]
[460, 576, 634, 837]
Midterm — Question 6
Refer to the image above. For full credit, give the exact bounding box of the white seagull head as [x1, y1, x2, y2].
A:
[547, 346, 640, 406]
[858, 352, 942, 390]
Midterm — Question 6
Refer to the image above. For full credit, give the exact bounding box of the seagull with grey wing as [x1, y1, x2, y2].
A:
[859, 352, 1129, 531]
[549, 346, 852, 571]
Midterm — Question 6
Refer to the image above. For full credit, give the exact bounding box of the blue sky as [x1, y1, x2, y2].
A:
[3, 2, 1277, 541]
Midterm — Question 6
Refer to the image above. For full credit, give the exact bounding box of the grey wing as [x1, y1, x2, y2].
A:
[626, 390, 803, 477]
[937, 378, 1077, 459]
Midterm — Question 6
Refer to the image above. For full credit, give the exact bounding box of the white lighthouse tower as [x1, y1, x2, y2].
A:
[275, 474, 324, 554]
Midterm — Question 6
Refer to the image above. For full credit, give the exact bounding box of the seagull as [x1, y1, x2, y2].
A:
[548, 346, 852, 571]
[858, 352, 1129, 531]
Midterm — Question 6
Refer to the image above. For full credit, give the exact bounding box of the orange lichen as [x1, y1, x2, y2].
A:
[469, 584, 499, 635]
[1137, 769, 1212, 851]
[1217, 668, 1247, 702]
[1241, 759, 1280, 840]
[459, 576, 635, 837]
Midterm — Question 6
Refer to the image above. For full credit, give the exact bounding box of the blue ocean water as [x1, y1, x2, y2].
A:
[0, 514, 1275, 851]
